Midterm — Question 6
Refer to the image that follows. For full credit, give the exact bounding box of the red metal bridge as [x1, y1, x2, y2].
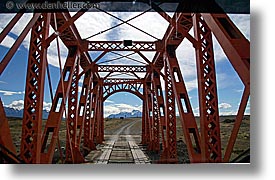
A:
[0, 1, 250, 164]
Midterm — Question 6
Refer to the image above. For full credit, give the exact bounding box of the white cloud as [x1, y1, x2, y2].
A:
[216, 73, 231, 89]
[0, 13, 32, 49]
[43, 102, 52, 112]
[45, 12, 112, 68]
[5, 100, 52, 112]
[104, 103, 142, 117]
[219, 111, 237, 116]
[176, 38, 197, 79]
[78, 86, 82, 93]
[185, 79, 198, 92]
[175, 14, 250, 76]
[219, 102, 232, 109]
[228, 14, 250, 40]
[115, 12, 169, 41]
[0, 81, 7, 84]
[105, 99, 114, 103]
[104, 105, 120, 117]
[0, 90, 24, 96]
[5, 100, 24, 110]
[0, 34, 16, 49]
[0, 13, 249, 71]
[234, 89, 244, 93]
[74, 12, 113, 41]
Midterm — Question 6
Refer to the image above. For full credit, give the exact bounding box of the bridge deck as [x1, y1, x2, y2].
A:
[85, 135, 150, 164]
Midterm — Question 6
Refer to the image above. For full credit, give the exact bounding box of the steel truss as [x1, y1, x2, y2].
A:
[98, 65, 147, 73]
[85, 41, 159, 52]
[0, 2, 250, 164]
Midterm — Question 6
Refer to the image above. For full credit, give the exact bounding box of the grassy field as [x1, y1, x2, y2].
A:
[6, 115, 249, 162]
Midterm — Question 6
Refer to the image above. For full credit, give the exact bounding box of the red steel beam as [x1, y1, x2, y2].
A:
[150, 73, 161, 153]
[144, 78, 153, 149]
[201, 13, 250, 86]
[49, 12, 92, 71]
[77, 71, 94, 152]
[144, 13, 193, 80]
[85, 41, 159, 52]
[164, 45, 202, 163]
[201, 13, 250, 162]
[40, 47, 79, 163]
[0, 99, 17, 157]
[0, 13, 41, 76]
[46, 10, 86, 46]
[95, 80, 104, 144]
[0, 11, 24, 44]
[151, 71, 168, 162]
[193, 14, 222, 162]
[66, 58, 84, 163]
[102, 79, 144, 101]
[224, 86, 250, 162]
[20, 13, 50, 164]
[103, 78, 143, 85]
[151, 3, 197, 46]
[163, 59, 178, 163]
[141, 90, 146, 144]
[83, 77, 98, 152]
[97, 65, 147, 72]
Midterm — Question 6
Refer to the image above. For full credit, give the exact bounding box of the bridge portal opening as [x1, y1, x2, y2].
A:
[103, 92, 142, 140]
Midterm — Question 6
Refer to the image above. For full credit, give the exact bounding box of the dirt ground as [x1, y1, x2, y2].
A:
[6, 115, 250, 163]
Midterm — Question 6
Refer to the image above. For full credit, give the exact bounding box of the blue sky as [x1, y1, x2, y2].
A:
[0, 12, 250, 117]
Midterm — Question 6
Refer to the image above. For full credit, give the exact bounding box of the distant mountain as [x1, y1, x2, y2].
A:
[4, 107, 49, 119]
[107, 110, 142, 119]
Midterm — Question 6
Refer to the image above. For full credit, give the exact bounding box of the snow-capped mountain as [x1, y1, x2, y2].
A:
[4, 107, 49, 119]
[107, 110, 142, 119]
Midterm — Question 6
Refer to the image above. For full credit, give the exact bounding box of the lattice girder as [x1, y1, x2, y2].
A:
[150, 73, 161, 153]
[144, 79, 154, 149]
[80, 71, 96, 153]
[97, 65, 147, 73]
[193, 14, 221, 162]
[103, 79, 144, 101]
[87, 80, 99, 149]
[20, 13, 51, 164]
[40, 47, 80, 163]
[164, 45, 202, 163]
[85, 41, 159, 51]
[163, 59, 178, 163]
[65, 59, 85, 163]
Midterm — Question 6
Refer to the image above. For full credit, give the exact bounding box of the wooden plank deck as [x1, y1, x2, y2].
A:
[87, 135, 150, 164]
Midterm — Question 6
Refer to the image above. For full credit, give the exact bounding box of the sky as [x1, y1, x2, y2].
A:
[0, 9, 250, 118]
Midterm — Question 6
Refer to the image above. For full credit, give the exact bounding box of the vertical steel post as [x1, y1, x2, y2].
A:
[201, 13, 250, 162]
[193, 14, 222, 162]
[40, 47, 79, 163]
[142, 81, 150, 145]
[144, 78, 153, 150]
[90, 81, 99, 145]
[79, 71, 95, 154]
[150, 74, 160, 153]
[164, 45, 202, 163]
[97, 79, 104, 144]
[0, 99, 16, 156]
[20, 13, 50, 164]
[163, 58, 178, 163]
[66, 58, 80, 163]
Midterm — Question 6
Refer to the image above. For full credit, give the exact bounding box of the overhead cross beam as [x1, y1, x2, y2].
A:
[97, 65, 147, 72]
[85, 40, 161, 52]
